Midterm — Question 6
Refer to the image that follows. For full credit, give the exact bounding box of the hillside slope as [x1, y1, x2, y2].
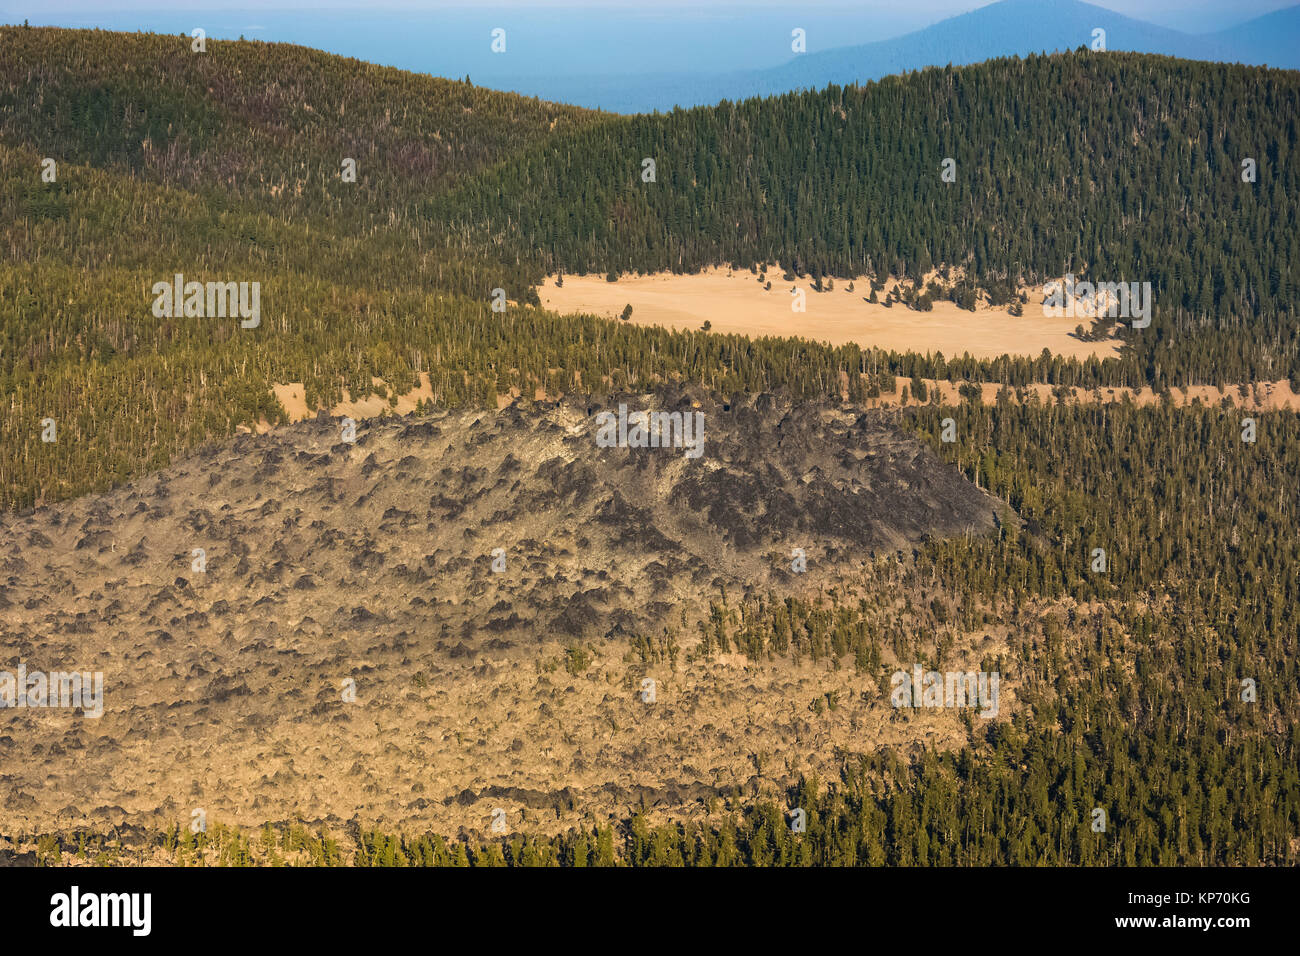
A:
[0, 393, 1002, 836]
[0, 25, 598, 221]
[435, 51, 1300, 387]
[1, 27, 906, 509]
[3, 31, 1298, 511]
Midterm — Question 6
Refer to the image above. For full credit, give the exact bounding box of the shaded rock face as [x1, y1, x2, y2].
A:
[0, 390, 1001, 837]
[658, 396, 995, 553]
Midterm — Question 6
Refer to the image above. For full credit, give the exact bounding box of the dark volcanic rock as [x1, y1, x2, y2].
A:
[0, 389, 1006, 839]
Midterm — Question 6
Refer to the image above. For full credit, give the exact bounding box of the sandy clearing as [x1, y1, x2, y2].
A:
[253, 373, 436, 432]
[247, 365, 1296, 437]
[867, 378, 1300, 411]
[539, 268, 1123, 362]
[248, 375, 1297, 438]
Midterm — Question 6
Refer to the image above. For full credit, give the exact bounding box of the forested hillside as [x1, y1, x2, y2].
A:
[0, 26, 596, 221]
[4, 30, 1299, 509]
[2, 25, 1297, 870]
[18, 400, 1299, 866]
[434, 52, 1300, 386]
[1, 27, 898, 508]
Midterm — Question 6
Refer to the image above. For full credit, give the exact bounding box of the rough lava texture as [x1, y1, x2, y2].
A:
[0, 390, 1005, 839]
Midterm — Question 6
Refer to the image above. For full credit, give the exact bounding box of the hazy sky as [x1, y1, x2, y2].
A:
[6, 0, 1289, 20]
[2, 2, 1290, 78]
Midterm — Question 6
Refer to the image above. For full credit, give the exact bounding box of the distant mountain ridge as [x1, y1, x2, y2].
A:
[491, 0, 1300, 112]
